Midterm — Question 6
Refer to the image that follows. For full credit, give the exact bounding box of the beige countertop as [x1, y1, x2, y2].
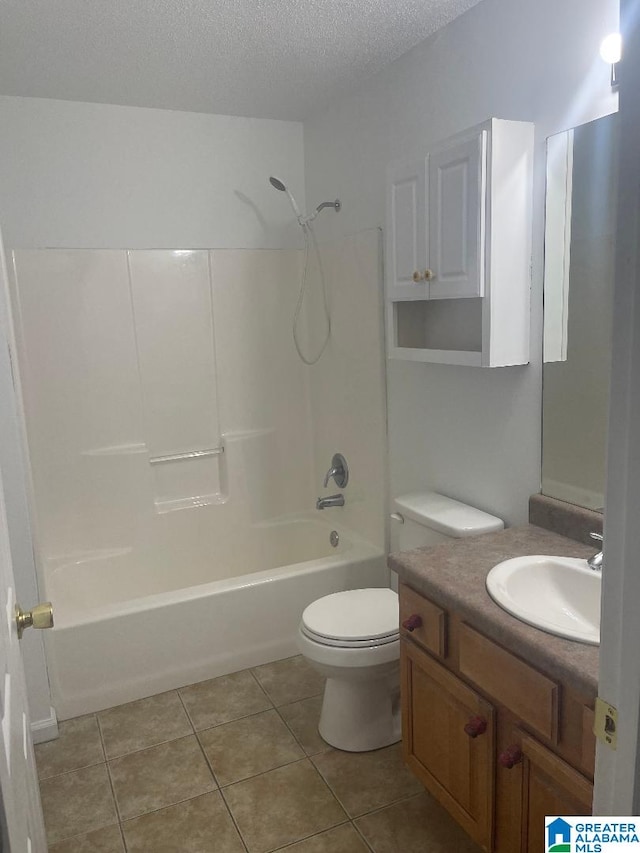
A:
[389, 524, 599, 698]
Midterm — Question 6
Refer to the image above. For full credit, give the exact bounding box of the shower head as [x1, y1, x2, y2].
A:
[269, 175, 303, 221]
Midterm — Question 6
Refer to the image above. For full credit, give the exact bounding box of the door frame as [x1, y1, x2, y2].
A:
[593, 0, 640, 813]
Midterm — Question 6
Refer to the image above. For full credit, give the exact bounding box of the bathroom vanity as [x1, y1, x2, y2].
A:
[391, 524, 598, 853]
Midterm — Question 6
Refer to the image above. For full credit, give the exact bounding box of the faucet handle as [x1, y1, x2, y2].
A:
[324, 453, 349, 489]
[590, 532, 603, 543]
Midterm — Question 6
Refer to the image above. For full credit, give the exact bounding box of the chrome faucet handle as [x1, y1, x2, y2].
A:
[323, 467, 339, 488]
[323, 453, 349, 489]
[588, 532, 604, 572]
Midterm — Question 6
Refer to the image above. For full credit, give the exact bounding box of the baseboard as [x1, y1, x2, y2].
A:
[31, 706, 59, 744]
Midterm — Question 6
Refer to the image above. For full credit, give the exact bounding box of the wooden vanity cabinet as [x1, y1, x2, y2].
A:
[399, 582, 595, 853]
[401, 640, 495, 849]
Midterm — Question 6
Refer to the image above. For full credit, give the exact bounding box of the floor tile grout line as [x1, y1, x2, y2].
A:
[216, 753, 312, 790]
[192, 726, 222, 789]
[267, 819, 353, 852]
[36, 711, 106, 782]
[272, 700, 328, 759]
[46, 817, 121, 849]
[218, 785, 251, 853]
[175, 686, 198, 736]
[351, 789, 425, 821]
[37, 755, 106, 783]
[248, 664, 279, 706]
[105, 756, 126, 826]
[105, 730, 203, 766]
[116, 820, 129, 853]
[117, 788, 220, 828]
[218, 755, 310, 791]
[194, 704, 287, 738]
[302, 757, 351, 823]
[351, 819, 377, 853]
[306, 754, 356, 819]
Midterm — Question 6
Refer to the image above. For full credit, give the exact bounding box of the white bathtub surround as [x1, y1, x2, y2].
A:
[307, 230, 387, 552]
[10, 233, 387, 718]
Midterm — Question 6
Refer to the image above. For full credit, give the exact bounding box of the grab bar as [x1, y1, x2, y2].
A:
[149, 446, 224, 465]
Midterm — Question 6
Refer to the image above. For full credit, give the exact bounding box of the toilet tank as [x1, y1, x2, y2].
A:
[390, 492, 504, 552]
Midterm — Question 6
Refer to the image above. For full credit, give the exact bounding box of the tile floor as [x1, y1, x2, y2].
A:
[36, 655, 481, 852]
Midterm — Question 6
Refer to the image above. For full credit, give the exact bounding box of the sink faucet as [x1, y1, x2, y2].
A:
[587, 532, 603, 572]
[316, 494, 345, 510]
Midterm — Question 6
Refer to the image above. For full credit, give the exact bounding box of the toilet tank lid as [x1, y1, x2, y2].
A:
[393, 492, 504, 538]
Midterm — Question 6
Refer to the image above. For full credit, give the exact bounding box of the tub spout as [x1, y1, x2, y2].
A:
[316, 494, 345, 510]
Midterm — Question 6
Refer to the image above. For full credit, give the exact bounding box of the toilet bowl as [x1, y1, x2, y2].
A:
[297, 587, 401, 752]
[298, 492, 505, 752]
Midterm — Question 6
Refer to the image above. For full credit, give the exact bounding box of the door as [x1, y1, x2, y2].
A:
[385, 159, 429, 300]
[0, 240, 48, 850]
[401, 640, 495, 850]
[428, 130, 486, 299]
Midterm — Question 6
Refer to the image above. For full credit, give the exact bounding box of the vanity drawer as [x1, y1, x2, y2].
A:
[458, 623, 559, 742]
[399, 583, 447, 658]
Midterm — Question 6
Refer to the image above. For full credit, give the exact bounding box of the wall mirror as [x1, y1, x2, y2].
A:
[542, 112, 618, 510]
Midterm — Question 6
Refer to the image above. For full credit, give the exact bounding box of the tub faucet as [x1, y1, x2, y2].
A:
[316, 494, 345, 510]
[587, 531, 603, 572]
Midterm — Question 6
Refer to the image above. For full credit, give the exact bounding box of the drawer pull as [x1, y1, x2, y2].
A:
[498, 745, 523, 769]
[402, 614, 423, 632]
[464, 716, 488, 738]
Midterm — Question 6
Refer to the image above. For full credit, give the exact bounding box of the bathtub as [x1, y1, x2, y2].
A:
[44, 518, 387, 719]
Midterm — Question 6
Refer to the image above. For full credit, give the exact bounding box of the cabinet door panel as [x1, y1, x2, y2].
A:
[402, 640, 494, 849]
[429, 131, 486, 299]
[520, 733, 592, 853]
[386, 160, 428, 300]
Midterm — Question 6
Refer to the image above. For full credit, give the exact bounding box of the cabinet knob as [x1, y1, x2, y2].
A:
[424, 269, 435, 280]
[464, 716, 488, 738]
[498, 745, 523, 769]
[412, 270, 424, 282]
[402, 614, 423, 632]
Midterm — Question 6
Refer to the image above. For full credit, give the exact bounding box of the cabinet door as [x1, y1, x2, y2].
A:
[401, 640, 495, 850]
[385, 159, 428, 300]
[428, 130, 486, 299]
[519, 733, 592, 853]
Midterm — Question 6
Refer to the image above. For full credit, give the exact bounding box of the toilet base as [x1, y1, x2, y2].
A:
[318, 671, 401, 752]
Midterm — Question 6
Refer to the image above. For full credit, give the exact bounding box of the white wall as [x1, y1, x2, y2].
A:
[0, 96, 305, 250]
[303, 0, 618, 526]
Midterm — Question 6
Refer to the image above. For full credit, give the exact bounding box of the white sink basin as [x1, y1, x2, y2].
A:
[486, 555, 601, 645]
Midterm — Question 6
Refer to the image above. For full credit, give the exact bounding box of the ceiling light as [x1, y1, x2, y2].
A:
[600, 33, 622, 89]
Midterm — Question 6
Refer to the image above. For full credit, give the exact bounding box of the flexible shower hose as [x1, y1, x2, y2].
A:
[292, 221, 331, 365]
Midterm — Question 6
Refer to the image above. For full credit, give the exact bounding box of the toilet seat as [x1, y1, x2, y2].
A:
[301, 588, 399, 649]
[300, 625, 398, 649]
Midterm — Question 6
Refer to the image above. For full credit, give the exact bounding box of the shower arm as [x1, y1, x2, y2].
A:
[303, 200, 342, 225]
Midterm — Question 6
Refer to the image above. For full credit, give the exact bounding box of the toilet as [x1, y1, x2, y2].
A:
[297, 492, 504, 752]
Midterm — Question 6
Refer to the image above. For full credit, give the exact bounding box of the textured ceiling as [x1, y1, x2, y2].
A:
[0, 0, 482, 120]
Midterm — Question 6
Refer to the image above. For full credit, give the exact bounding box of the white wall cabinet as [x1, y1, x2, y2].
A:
[386, 160, 428, 299]
[385, 118, 534, 367]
